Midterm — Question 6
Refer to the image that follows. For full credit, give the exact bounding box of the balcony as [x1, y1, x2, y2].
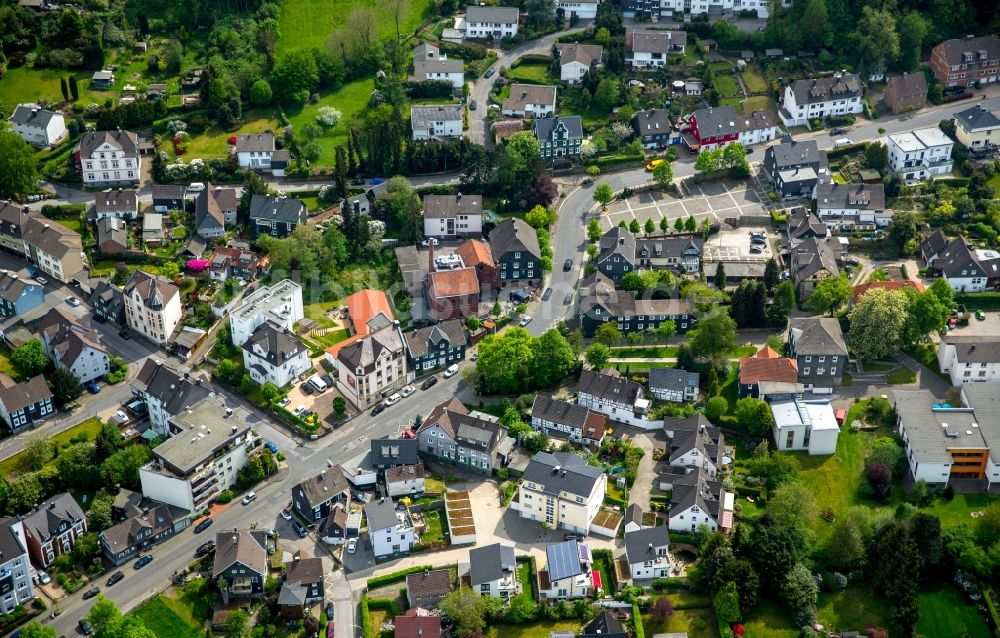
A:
[229, 577, 254, 594]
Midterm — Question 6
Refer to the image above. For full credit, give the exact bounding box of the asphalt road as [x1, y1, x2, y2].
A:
[46, 369, 467, 637]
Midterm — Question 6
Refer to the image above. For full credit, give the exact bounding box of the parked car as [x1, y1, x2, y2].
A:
[278, 397, 291, 407]
[326, 602, 335, 619]
[293, 405, 305, 415]
[421, 376, 438, 390]
[194, 517, 214, 533]
[370, 404, 386, 417]
[444, 364, 459, 378]
[645, 159, 665, 172]
[347, 539, 358, 554]
[320, 373, 334, 387]
[469, 100, 478, 110]
[564, 293, 573, 305]
[281, 508, 292, 521]
[196, 541, 215, 557]
[519, 316, 532, 327]
[242, 491, 257, 505]
[264, 441, 279, 453]
[85, 382, 101, 394]
[301, 382, 314, 395]
[105, 572, 124, 587]
[79, 619, 94, 635]
[420, 238, 440, 247]
[470, 352, 478, 361]
[400, 386, 415, 398]
[134, 555, 153, 570]
[82, 587, 100, 600]
[292, 521, 308, 538]
[484, 67, 495, 78]
[34, 276, 48, 285]
[829, 127, 848, 136]
[977, 309, 987, 321]
[118, 330, 130, 340]
[36, 571, 50, 585]
[115, 410, 129, 423]
[749, 245, 763, 254]
[353, 491, 369, 503]
[66, 296, 80, 307]
[350, 178, 365, 186]
[563, 259, 574, 272]
[542, 288, 553, 301]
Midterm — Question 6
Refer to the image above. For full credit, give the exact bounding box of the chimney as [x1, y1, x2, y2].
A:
[428, 238, 434, 272]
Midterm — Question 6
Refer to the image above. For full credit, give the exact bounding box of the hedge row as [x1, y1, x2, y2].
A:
[650, 578, 690, 592]
[982, 587, 1000, 638]
[604, 495, 627, 508]
[361, 595, 373, 638]
[631, 603, 644, 638]
[733, 485, 765, 498]
[366, 565, 434, 590]
[367, 599, 401, 616]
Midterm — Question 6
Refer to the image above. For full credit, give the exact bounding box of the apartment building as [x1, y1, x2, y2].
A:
[815, 183, 889, 231]
[463, 5, 519, 39]
[37, 308, 110, 384]
[123, 270, 182, 346]
[0, 374, 54, 433]
[929, 35, 1000, 88]
[333, 322, 407, 410]
[242, 323, 311, 388]
[885, 127, 955, 182]
[21, 214, 85, 283]
[0, 519, 34, 615]
[410, 105, 464, 141]
[365, 497, 415, 558]
[423, 193, 483, 238]
[516, 452, 607, 534]
[778, 73, 863, 128]
[131, 359, 212, 438]
[20, 493, 87, 568]
[230, 279, 304, 346]
[76, 130, 141, 186]
[416, 398, 513, 475]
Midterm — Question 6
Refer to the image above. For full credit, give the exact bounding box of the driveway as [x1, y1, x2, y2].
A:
[600, 179, 767, 231]
[626, 431, 659, 514]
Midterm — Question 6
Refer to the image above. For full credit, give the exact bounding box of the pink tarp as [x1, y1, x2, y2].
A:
[187, 259, 209, 271]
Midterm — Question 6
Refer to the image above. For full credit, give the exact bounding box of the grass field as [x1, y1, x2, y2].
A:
[643, 607, 717, 637]
[713, 74, 742, 97]
[0, 417, 104, 478]
[741, 600, 798, 638]
[55, 218, 83, 233]
[916, 585, 991, 638]
[0, 347, 18, 380]
[177, 109, 282, 160]
[0, 66, 113, 108]
[508, 62, 555, 84]
[287, 77, 377, 165]
[887, 366, 916, 384]
[276, 0, 434, 55]
[485, 620, 580, 638]
[740, 64, 769, 94]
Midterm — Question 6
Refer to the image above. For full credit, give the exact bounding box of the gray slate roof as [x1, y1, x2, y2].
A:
[933, 35, 1000, 68]
[531, 395, 591, 430]
[465, 5, 518, 23]
[816, 183, 886, 211]
[489, 217, 541, 260]
[666, 413, 723, 466]
[423, 193, 482, 219]
[788, 73, 862, 105]
[370, 438, 419, 467]
[789, 317, 848, 356]
[790, 236, 839, 282]
[406, 569, 452, 598]
[598, 226, 636, 264]
[522, 451, 604, 498]
[235, 133, 275, 153]
[0, 518, 27, 561]
[669, 468, 722, 521]
[578, 369, 643, 404]
[294, 465, 350, 510]
[404, 320, 467, 358]
[624, 504, 642, 528]
[628, 30, 687, 53]
[133, 359, 211, 418]
[248, 195, 306, 225]
[767, 137, 821, 169]
[534, 116, 583, 143]
[78, 130, 138, 158]
[632, 109, 672, 137]
[623, 525, 670, 564]
[469, 542, 516, 585]
[580, 612, 627, 638]
[22, 492, 85, 542]
[411, 105, 464, 130]
[242, 323, 306, 367]
[648, 367, 699, 393]
[364, 497, 399, 532]
[213, 530, 268, 577]
[545, 539, 584, 581]
[940, 336, 1000, 364]
[9, 105, 60, 128]
[955, 104, 1000, 132]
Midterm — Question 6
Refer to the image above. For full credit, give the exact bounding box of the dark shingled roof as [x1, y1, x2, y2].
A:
[469, 543, 516, 585]
[955, 104, 1000, 133]
[364, 497, 400, 532]
[933, 35, 1000, 68]
[578, 369, 643, 404]
[597, 226, 635, 265]
[623, 525, 670, 565]
[669, 468, 722, 522]
[489, 217, 541, 260]
[816, 183, 886, 212]
[789, 317, 848, 356]
[940, 336, 1000, 364]
[242, 323, 307, 367]
[787, 73, 862, 105]
[534, 116, 583, 142]
[212, 530, 268, 577]
[248, 195, 306, 225]
[405, 569, 452, 598]
[531, 395, 591, 431]
[648, 367, 699, 394]
[522, 451, 604, 498]
[22, 492, 85, 542]
[293, 466, 350, 510]
[404, 320, 467, 358]
[370, 438, 419, 468]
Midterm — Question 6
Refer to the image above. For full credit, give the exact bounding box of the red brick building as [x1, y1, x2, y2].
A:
[426, 268, 479, 321]
[930, 35, 1000, 88]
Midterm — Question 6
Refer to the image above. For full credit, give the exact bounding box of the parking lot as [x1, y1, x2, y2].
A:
[703, 227, 775, 261]
[600, 179, 768, 231]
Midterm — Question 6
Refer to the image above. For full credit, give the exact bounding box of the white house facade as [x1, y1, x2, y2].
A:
[77, 130, 141, 186]
[937, 337, 1000, 386]
[778, 74, 864, 127]
[230, 279, 304, 346]
[9, 105, 66, 147]
[464, 5, 519, 39]
[885, 127, 955, 182]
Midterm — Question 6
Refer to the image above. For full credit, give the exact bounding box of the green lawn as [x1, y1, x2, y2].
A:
[276, 0, 434, 55]
[741, 600, 799, 638]
[738, 95, 776, 114]
[712, 74, 742, 97]
[861, 361, 896, 372]
[0, 65, 113, 107]
[421, 510, 444, 543]
[916, 585, 992, 638]
[508, 62, 554, 84]
[513, 560, 536, 604]
[129, 594, 202, 638]
[485, 621, 581, 638]
[988, 172, 1000, 195]
[0, 417, 104, 478]
[740, 65, 769, 94]
[815, 587, 890, 632]
[608, 345, 756, 359]
[174, 109, 281, 160]
[91, 260, 167, 278]
[55, 218, 83, 233]
[0, 347, 17, 380]
[887, 366, 916, 384]
[643, 607, 717, 637]
[286, 77, 377, 166]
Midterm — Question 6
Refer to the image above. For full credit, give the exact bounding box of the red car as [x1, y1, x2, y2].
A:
[327, 621, 335, 636]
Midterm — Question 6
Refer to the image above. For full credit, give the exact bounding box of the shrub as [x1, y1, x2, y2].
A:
[216, 490, 234, 504]
[366, 565, 434, 589]
[316, 106, 342, 128]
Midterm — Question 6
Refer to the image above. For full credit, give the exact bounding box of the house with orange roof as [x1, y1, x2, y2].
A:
[345, 289, 394, 336]
[426, 268, 479, 321]
[738, 346, 802, 399]
[850, 279, 926, 306]
[455, 239, 499, 292]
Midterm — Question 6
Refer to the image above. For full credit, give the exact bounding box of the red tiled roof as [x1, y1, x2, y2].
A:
[394, 615, 441, 638]
[851, 279, 926, 304]
[455, 239, 494, 267]
[324, 334, 363, 359]
[738, 347, 798, 385]
[346, 289, 393, 336]
[427, 268, 479, 298]
[583, 411, 608, 442]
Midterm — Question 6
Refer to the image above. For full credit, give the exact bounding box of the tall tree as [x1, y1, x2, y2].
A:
[763, 258, 779, 294]
[11, 339, 48, 378]
[68, 75, 79, 101]
[594, 322, 623, 347]
[592, 183, 614, 210]
[382, 0, 410, 40]
[713, 262, 726, 289]
[686, 311, 736, 358]
[652, 160, 673, 189]
[894, 12, 929, 72]
[798, 0, 831, 51]
[533, 329, 575, 387]
[781, 563, 819, 627]
[586, 343, 611, 369]
[334, 146, 348, 199]
[854, 7, 900, 70]
[847, 287, 909, 360]
[440, 587, 489, 638]
[0, 132, 40, 200]
[60, 77, 69, 102]
[805, 274, 851, 316]
[47, 367, 83, 406]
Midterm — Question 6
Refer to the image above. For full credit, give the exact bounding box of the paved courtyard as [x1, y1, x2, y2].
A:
[704, 227, 776, 261]
[601, 179, 768, 231]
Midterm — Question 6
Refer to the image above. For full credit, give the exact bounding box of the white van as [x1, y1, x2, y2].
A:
[444, 364, 459, 378]
[833, 138, 853, 148]
[308, 374, 328, 392]
[188, 182, 206, 192]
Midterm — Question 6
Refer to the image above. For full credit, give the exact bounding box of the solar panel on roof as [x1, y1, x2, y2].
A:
[546, 540, 582, 582]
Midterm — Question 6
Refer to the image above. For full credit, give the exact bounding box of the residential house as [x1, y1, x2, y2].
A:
[76, 130, 140, 186]
[778, 73, 864, 127]
[577, 368, 650, 422]
[636, 236, 702, 273]
[661, 467, 731, 533]
[292, 466, 351, 523]
[410, 57, 465, 89]
[416, 398, 513, 475]
[371, 438, 419, 473]
[91, 70, 115, 87]
[538, 540, 594, 599]
[427, 267, 480, 321]
[94, 189, 138, 220]
[623, 504, 643, 534]
[365, 497, 415, 558]
[235, 134, 276, 172]
[195, 185, 238, 239]
[333, 322, 408, 410]
[937, 337, 1000, 386]
[142, 213, 165, 246]
[763, 137, 829, 200]
[622, 526, 671, 581]
[0, 270, 43, 319]
[0, 374, 54, 432]
[932, 236, 1000, 292]
[517, 451, 607, 534]
[99, 503, 182, 566]
[285, 554, 324, 604]
[554, 0, 598, 19]
[790, 236, 841, 301]
[530, 395, 609, 447]
[596, 226, 635, 281]
[683, 105, 777, 152]
[8, 105, 66, 147]
[954, 105, 1000, 150]
[815, 183, 889, 231]
[632, 109, 672, 149]
[787, 317, 848, 393]
[131, 359, 212, 438]
[248, 195, 306, 238]
[152, 185, 186, 212]
[648, 368, 699, 403]
[893, 385, 1000, 488]
[787, 208, 828, 245]
[555, 43, 602, 84]
[0, 519, 35, 614]
[684, 77, 704, 96]
[96, 217, 128, 255]
[771, 398, 840, 454]
[851, 279, 925, 306]
[123, 270, 182, 346]
[242, 322, 311, 388]
[423, 193, 483, 238]
[501, 84, 557, 118]
[20, 213, 86, 283]
[885, 127, 955, 182]
[21, 493, 87, 568]
[0, 201, 28, 255]
[738, 346, 801, 399]
[455, 239, 499, 292]
[138, 399, 256, 512]
[395, 615, 441, 638]
[230, 279, 304, 345]
[411, 105, 464, 141]
[37, 308, 110, 384]
[344, 288, 394, 337]
[534, 115, 583, 159]
[489, 217, 542, 286]
[579, 272, 693, 338]
[469, 543, 518, 599]
[920, 230, 950, 266]
[209, 246, 260, 283]
[405, 569, 452, 609]
[929, 35, 1000, 88]
[622, 0, 770, 19]
[344, 194, 371, 216]
[213, 530, 269, 603]
[321, 505, 348, 545]
[90, 280, 126, 326]
[664, 413, 725, 476]
[626, 30, 686, 69]
[404, 320, 468, 372]
[463, 5, 519, 39]
[386, 463, 427, 498]
[883, 73, 928, 115]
